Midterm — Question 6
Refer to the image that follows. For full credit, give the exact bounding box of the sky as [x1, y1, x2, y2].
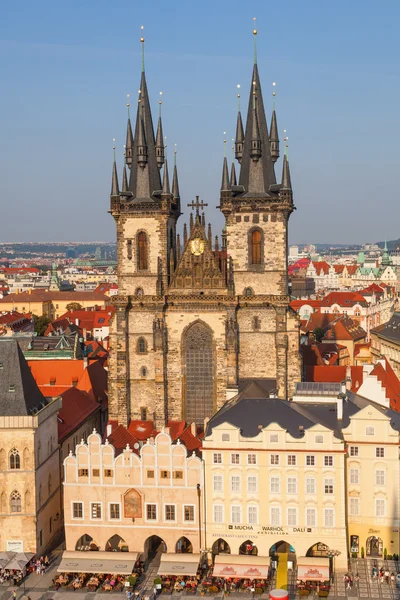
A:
[0, 0, 399, 245]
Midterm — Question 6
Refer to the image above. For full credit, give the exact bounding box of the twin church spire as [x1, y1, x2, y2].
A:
[110, 24, 292, 208]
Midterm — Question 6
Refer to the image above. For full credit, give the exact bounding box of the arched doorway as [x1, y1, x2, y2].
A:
[212, 538, 231, 555]
[144, 535, 167, 560]
[239, 540, 258, 556]
[183, 321, 214, 424]
[75, 534, 100, 551]
[105, 534, 129, 552]
[176, 537, 193, 553]
[306, 543, 329, 557]
[366, 536, 383, 557]
[269, 541, 296, 564]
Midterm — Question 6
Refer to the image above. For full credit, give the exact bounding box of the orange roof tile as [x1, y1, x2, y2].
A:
[306, 365, 363, 391]
[58, 387, 100, 442]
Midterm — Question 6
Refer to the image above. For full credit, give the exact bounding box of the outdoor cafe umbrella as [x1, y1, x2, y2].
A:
[0, 553, 16, 569]
[4, 553, 35, 572]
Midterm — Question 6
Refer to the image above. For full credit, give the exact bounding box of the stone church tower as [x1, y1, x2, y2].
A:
[108, 32, 300, 427]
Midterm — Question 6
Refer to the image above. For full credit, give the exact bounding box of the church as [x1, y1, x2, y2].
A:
[108, 28, 300, 427]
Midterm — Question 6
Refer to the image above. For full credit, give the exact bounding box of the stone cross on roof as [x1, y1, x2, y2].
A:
[187, 195, 208, 216]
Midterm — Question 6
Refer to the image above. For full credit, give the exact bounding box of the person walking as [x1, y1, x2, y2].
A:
[355, 574, 359, 588]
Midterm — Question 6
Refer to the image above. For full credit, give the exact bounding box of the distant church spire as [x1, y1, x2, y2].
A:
[122, 163, 128, 192]
[162, 159, 170, 196]
[221, 139, 231, 191]
[125, 95, 134, 168]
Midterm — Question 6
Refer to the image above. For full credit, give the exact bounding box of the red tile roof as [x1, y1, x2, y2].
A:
[323, 317, 367, 341]
[322, 292, 368, 307]
[128, 420, 157, 440]
[290, 299, 322, 311]
[311, 261, 330, 274]
[0, 267, 40, 274]
[107, 424, 139, 455]
[58, 387, 100, 442]
[57, 308, 115, 332]
[29, 359, 85, 387]
[305, 365, 364, 391]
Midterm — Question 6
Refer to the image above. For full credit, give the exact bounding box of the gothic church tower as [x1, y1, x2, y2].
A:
[108, 28, 300, 428]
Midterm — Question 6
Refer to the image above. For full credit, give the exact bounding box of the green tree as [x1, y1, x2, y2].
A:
[65, 302, 83, 312]
[32, 315, 52, 336]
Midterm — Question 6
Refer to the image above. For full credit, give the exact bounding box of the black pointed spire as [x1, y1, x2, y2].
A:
[190, 212, 194, 232]
[238, 60, 277, 194]
[281, 146, 292, 191]
[172, 149, 180, 201]
[269, 101, 279, 163]
[221, 156, 231, 191]
[176, 233, 181, 261]
[235, 95, 244, 163]
[230, 161, 237, 186]
[162, 159, 170, 196]
[183, 223, 188, 246]
[125, 99, 134, 169]
[122, 164, 128, 192]
[155, 93, 165, 169]
[111, 147, 119, 196]
[127, 30, 162, 202]
[207, 223, 212, 245]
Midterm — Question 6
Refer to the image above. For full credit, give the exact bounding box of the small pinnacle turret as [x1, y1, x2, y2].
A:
[235, 111, 244, 163]
[230, 161, 237, 186]
[281, 146, 292, 191]
[269, 108, 279, 163]
[221, 157, 231, 191]
[111, 153, 119, 196]
[161, 159, 170, 196]
[172, 152, 180, 201]
[125, 114, 134, 168]
[155, 101, 165, 169]
[122, 164, 128, 192]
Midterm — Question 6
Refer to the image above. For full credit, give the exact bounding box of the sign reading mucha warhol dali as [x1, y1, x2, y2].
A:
[123, 488, 142, 519]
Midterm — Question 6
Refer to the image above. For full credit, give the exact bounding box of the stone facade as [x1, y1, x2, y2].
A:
[108, 51, 300, 427]
[0, 401, 62, 554]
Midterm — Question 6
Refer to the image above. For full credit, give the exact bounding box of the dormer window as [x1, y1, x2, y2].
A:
[8, 385, 15, 393]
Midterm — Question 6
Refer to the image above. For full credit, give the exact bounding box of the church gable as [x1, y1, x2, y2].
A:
[169, 198, 228, 293]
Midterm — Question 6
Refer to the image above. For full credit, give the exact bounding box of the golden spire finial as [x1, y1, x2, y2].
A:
[253, 17, 257, 64]
[140, 25, 145, 71]
[112, 138, 116, 160]
[126, 93, 131, 118]
[237, 84, 241, 111]
[140, 24, 144, 43]
[223, 132, 227, 158]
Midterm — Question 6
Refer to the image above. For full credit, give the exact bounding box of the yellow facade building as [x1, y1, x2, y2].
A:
[0, 290, 107, 319]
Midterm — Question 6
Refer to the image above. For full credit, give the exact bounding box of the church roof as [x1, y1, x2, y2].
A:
[0, 339, 49, 416]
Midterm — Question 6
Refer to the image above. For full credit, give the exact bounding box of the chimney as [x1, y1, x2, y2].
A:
[345, 365, 352, 391]
[82, 327, 87, 341]
[190, 422, 197, 436]
[106, 422, 112, 437]
[75, 318, 79, 326]
[337, 395, 343, 420]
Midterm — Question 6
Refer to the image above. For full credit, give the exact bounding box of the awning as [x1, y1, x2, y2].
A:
[4, 552, 35, 571]
[158, 553, 201, 576]
[57, 551, 141, 575]
[297, 557, 330, 581]
[213, 555, 270, 579]
[0, 552, 16, 569]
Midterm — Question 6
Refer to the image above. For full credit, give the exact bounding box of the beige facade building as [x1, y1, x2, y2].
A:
[63, 430, 203, 558]
[0, 339, 63, 554]
[108, 37, 300, 428]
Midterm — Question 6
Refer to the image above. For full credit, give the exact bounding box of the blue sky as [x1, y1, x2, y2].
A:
[0, 0, 399, 244]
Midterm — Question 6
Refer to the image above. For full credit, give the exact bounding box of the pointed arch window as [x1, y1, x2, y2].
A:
[137, 232, 148, 271]
[137, 337, 147, 354]
[250, 229, 262, 265]
[10, 490, 22, 513]
[9, 448, 20, 469]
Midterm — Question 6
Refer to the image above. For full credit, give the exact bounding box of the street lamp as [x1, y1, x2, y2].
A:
[326, 549, 341, 583]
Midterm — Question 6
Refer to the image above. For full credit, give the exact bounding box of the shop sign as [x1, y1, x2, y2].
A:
[6, 540, 24, 552]
[227, 525, 312, 535]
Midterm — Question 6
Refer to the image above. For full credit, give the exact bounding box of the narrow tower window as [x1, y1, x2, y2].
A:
[137, 337, 147, 354]
[137, 232, 148, 270]
[127, 239, 132, 260]
[250, 230, 262, 265]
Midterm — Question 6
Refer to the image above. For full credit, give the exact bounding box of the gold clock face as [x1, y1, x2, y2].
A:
[190, 238, 205, 256]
